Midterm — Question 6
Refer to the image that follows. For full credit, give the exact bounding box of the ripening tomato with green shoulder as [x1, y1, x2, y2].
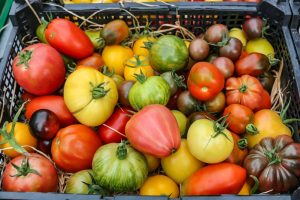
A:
[124, 55, 154, 81]
[64, 67, 118, 127]
[101, 19, 129, 45]
[245, 109, 293, 148]
[187, 62, 225, 101]
[102, 45, 134, 76]
[161, 139, 205, 184]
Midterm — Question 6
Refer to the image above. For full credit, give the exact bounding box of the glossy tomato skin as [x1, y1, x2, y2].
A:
[204, 92, 226, 113]
[226, 133, 248, 165]
[45, 18, 94, 59]
[12, 43, 65, 95]
[219, 38, 243, 61]
[2, 153, 58, 192]
[125, 104, 181, 158]
[51, 124, 102, 172]
[25, 95, 77, 127]
[98, 107, 131, 144]
[258, 72, 275, 93]
[243, 18, 263, 40]
[117, 80, 135, 107]
[182, 163, 246, 195]
[189, 38, 209, 61]
[167, 89, 182, 110]
[204, 24, 228, 44]
[187, 62, 225, 101]
[77, 53, 105, 70]
[226, 75, 263, 110]
[29, 109, 60, 140]
[101, 19, 129, 45]
[37, 140, 52, 155]
[211, 57, 235, 79]
[177, 90, 199, 115]
[223, 104, 254, 134]
[235, 53, 270, 76]
[254, 89, 271, 112]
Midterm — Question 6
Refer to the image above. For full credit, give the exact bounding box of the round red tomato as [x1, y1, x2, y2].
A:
[223, 104, 254, 134]
[187, 62, 225, 101]
[51, 124, 102, 172]
[225, 75, 263, 110]
[45, 18, 94, 59]
[98, 107, 131, 144]
[12, 43, 65, 95]
[25, 95, 77, 127]
[2, 153, 58, 192]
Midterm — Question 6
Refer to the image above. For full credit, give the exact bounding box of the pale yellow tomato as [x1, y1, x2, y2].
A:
[144, 154, 160, 172]
[229, 28, 247, 47]
[246, 38, 275, 58]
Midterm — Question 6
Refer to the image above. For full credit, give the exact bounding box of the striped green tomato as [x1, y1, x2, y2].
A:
[128, 75, 170, 111]
[92, 142, 148, 192]
[149, 35, 189, 72]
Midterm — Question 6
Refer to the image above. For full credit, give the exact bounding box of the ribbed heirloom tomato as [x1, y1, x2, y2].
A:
[187, 62, 225, 101]
[51, 124, 102, 172]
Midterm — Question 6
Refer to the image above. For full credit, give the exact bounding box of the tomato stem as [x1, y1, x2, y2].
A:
[90, 82, 110, 99]
[264, 147, 281, 165]
[17, 50, 32, 68]
[249, 175, 260, 194]
[0, 102, 29, 156]
[237, 138, 248, 150]
[101, 66, 114, 77]
[239, 84, 248, 93]
[246, 124, 259, 135]
[82, 172, 108, 195]
[143, 41, 153, 50]
[133, 70, 147, 84]
[212, 115, 232, 142]
[116, 141, 128, 160]
[171, 71, 187, 90]
[11, 156, 41, 177]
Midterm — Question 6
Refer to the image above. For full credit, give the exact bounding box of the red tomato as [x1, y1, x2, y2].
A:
[51, 124, 102, 172]
[25, 95, 77, 127]
[226, 75, 263, 110]
[187, 62, 225, 101]
[125, 104, 181, 158]
[182, 163, 246, 195]
[45, 18, 94, 59]
[223, 104, 254, 134]
[254, 89, 271, 112]
[2, 153, 58, 192]
[98, 107, 131, 144]
[226, 133, 249, 165]
[77, 53, 105, 70]
[12, 43, 65, 95]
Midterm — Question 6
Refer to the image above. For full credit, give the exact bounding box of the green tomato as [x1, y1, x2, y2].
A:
[85, 30, 104, 50]
[36, 22, 48, 44]
[65, 170, 106, 195]
[129, 75, 170, 111]
[171, 110, 187, 137]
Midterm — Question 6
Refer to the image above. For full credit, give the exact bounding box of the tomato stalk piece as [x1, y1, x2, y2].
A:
[133, 70, 147, 84]
[249, 175, 259, 194]
[263, 147, 281, 166]
[211, 115, 231, 141]
[238, 138, 248, 149]
[90, 82, 110, 99]
[171, 71, 187, 90]
[17, 50, 32, 68]
[10, 157, 41, 177]
[116, 141, 129, 160]
[0, 102, 29, 156]
[81, 172, 108, 195]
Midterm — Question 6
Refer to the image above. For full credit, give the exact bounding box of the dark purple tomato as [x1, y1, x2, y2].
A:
[204, 24, 228, 44]
[207, 54, 219, 63]
[29, 109, 60, 140]
[219, 38, 243, 61]
[117, 80, 134, 107]
[257, 71, 275, 93]
[177, 90, 202, 116]
[243, 18, 264, 40]
[211, 57, 235, 79]
[167, 89, 183, 110]
[186, 112, 216, 131]
[37, 140, 52, 155]
[189, 38, 210, 61]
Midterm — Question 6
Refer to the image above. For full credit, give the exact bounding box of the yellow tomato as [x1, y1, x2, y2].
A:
[245, 109, 291, 148]
[64, 67, 118, 127]
[102, 45, 134, 76]
[238, 181, 251, 195]
[1, 122, 37, 158]
[171, 110, 187, 136]
[246, 38, 275, 58]
[144, 154, 160, 172]
[133, 36, 156, 57]
[161, 139, 204, 183]
[229, 28, 247, 47]
[124, 55, 154, 81]
[140, 175, 179, 198]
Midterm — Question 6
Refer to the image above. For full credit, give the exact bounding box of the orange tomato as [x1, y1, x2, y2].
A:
[124, 55, 154, 81]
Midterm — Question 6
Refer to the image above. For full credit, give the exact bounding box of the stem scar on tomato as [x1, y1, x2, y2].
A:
[10, 157, 41, 177]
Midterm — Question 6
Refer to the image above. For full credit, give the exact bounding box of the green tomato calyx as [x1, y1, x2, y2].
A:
[101, 66, 114, 77]
[171, 71, 187, 90]
[90, 82, 110, 99]
[11, 157, 41, 177]
[264, 147, 281, 166]
[239, 84, 248, 93]
[212, 115, 231, 142]
[82, 172, 108, 195]
[238, 138, 248, 150]
[133, 70, 147, 84]
[117, 141, 128, 160]
[17, 50, 33, 68]
[246, 123, 259, 135]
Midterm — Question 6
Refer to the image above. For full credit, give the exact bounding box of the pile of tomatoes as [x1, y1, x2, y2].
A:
[1, 15, 300, 197]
